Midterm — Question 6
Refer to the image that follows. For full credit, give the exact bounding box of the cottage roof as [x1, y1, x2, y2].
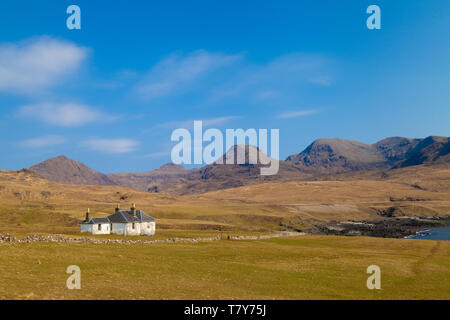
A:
[107, 210, 156, 224]
[136, 210, 156, 223]
[81, 217, 110, 224]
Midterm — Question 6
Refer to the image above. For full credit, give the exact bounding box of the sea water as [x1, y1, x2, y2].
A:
[408, 227, 450, 241]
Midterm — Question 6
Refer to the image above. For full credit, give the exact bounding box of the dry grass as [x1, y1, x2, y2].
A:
[0, 167, 449, 300]
[0, 235, 448, 300]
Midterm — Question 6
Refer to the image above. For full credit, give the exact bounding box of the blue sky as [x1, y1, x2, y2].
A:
[0, 0, 449, 173]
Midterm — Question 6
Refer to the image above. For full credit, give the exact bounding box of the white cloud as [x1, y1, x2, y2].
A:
[135, 50, 241, 99]
[82, 139, 139, 154]
[277, 109, 319, 119]
[19, 135, 66, 148]
[0, 36, 88, 95]
[18, 102, 113, 127]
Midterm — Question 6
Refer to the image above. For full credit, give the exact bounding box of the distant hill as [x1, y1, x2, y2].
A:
[29, 155, 116, 186]
[27, 136, 449, 194]
[107, 163, 193, 192]
[153, 145, 312, 195]
[158, 136, 449, 194]
[286, 136, 449, 171]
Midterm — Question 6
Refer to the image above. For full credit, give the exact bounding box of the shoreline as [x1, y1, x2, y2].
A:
[317, 216, 450, 240]
[404, 225, 450, 240]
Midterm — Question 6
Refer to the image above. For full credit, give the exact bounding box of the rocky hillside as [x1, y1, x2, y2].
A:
[29, 155, 116, 186]
[393, 136, 450, 168]
[286, 136, 449, 171]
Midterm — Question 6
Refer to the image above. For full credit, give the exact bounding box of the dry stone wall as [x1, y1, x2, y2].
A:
[0, 232, 303, 245]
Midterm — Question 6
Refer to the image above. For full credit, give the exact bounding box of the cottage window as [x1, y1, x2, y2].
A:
[132, 223, 135, 229]
[98, 224, 101, 231]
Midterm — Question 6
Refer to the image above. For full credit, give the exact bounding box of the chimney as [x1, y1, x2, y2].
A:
[85, 208, 90, 222]
[115, 203, 120, 213]
[131, 203, 136, 216]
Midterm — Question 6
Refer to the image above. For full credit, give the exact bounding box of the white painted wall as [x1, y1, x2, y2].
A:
[91, 223, 110, 235]
[125, 222, 141, 236]
[141, 222, 156, 236]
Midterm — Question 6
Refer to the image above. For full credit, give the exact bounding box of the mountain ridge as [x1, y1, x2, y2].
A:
[286, 136, 449, 171]
[26, 135, 450, 194]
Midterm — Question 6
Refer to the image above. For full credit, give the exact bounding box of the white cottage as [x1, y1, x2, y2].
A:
[80, 204, 156, 236]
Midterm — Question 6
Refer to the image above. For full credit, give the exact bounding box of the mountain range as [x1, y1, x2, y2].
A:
[27, 136, 450, 194]
[286, 136, 450, 171]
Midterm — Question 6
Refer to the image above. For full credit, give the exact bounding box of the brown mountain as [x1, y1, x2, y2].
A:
[286, 136, 449, 172]
[373, 137, 421, 164]
[107, 163, 193, 192]
[286, 138, 386, 171]
[161, 136, 449, 195]
[27, 136, 449, 195]
[393, 136, 450, 168]
[29, 155, 116, 186]
[156, 145, 312, 195]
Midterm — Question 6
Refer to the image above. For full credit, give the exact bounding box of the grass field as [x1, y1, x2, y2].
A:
[0, 167, 449, 300]
[0, 235, 448, 300]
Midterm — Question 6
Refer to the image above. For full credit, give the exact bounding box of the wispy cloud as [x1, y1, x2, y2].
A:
[134, 50, 241, 99]
[0, 36, 88, 95]
[19, 135, 66, 148]
[157, 115, 241, 130]
[277, 109, 319, 119]
[143, 151, 171, 159]
[207, 53, 332, 105]
[202, 116, 241, 127]
[81, 139, 139, 154]
[309, 75, 331, 86]
[18, 102, 116, 127]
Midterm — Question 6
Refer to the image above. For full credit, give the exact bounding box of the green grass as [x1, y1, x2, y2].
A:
[0, 235, 448, 300]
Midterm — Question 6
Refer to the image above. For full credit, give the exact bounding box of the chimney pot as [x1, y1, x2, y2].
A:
[85, 208, 90, 222]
